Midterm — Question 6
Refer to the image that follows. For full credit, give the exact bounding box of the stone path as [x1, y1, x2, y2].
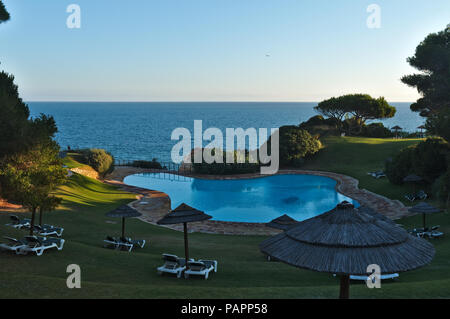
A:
[104, 167, 412, 235]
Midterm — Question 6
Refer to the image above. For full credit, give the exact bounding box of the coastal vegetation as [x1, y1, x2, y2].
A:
[75, 148, 115, 178]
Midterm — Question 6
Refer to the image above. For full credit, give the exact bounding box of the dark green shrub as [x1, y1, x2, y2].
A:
[78, 149, 114, 177]
[131, 159, 162, 169]
[299, 116, 340, 136]
[359, 123, 394, 138]
[385, 146, 416, 185]
[277, 126, 322, 167]
[192, 150, 260, 175]
[432, 171, 450, 204]
[412, 138, 450, 183]
[386, 138, 450, 185]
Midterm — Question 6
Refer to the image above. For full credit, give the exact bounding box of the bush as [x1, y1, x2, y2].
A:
[192, 150, 260, 175]
[359, 123, 394, 138]
[277, 126, 322, 166]
[413, 138, 450, 183]
[78, 149, 114, 177]
[131, 159, 162, 169]
[299, 116, 340, 136]
[432, 171, 450, 204]
[385, 138, 450, 185]
[385, 146, 416, 185]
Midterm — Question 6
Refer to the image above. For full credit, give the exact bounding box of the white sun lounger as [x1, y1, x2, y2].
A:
[0, 237, 28, 252]
[121, 237, 146, 249]
[350, 273, 399, 282]
[157, 254, 191, 278]
[17, 236, 65, 256]
[33, 225, 64, 237]
[5, 215, 31, 229]
[103, 236, 133, 252]
[184, 260, 218, 280]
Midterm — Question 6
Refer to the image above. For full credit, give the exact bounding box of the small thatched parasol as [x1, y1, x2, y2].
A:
[260, 202, 434, 299]
[106, 204, 142, 238]
[266, 214, 298, 231]
[392, 125, 402, 138]
[409, 202, 442, 230]
[157, 203, 212, 262]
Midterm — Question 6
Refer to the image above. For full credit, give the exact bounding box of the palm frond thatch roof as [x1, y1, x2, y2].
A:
[409, 202, 441, 215]
[105, 205, 142, 218]
[266, 214, 298, 231]
[260, 203, 434, 275]
[157, 203, 212, 225]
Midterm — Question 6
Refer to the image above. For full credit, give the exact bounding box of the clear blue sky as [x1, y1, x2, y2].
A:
[1, 0, 449, 102]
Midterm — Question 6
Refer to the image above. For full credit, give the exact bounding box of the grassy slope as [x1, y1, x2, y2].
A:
[1, 139, 449, 299]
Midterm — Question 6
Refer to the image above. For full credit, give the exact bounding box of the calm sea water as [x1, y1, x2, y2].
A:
[28, 102, 423, 162]
[124, 173, 359, 223]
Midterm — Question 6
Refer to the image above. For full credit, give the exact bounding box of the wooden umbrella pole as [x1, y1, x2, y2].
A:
[339, 275, 350, 299]
[423, 213, 427, 231]
[122, 217, 126, 238]
[184, 222, 189, 263]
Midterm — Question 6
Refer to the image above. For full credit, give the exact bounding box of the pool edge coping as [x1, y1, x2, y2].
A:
[104, 167, 411, 235]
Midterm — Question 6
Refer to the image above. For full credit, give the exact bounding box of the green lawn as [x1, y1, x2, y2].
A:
[1, 137, 449, 299]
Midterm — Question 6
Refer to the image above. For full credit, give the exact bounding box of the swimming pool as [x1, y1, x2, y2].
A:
[124, 173, 359, 223]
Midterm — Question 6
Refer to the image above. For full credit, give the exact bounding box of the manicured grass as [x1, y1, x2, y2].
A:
[1, 137, 449, 299]
[302, 136, 425, 204]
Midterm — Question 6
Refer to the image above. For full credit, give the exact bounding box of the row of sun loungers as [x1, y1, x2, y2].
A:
[404, 190, 427, 202]
[0, 236, 65, 256]
[6, 215, 64, 237]
[367, 171, 386, 179]
[157, 254, 218, 280]
[103, 236, 146, 252]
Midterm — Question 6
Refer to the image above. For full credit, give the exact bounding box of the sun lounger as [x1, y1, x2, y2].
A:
[157, 254, 191, 278]
[120, 237, 145, 249]
[367, 171, 386, 179]
[32, 225, 64, 237]
[184, 259, 218, 280]
[6, 215, 31, 229]
[350, 273, 399, 282]
[17, 236, 65, 256]
[103, 236, 133, 252]
[0, 236, 28, 253]
[416, 190, 428, 200]
[404, 193, 416, 202]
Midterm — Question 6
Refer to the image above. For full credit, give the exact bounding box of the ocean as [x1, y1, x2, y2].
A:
[28, 102, 424, 163]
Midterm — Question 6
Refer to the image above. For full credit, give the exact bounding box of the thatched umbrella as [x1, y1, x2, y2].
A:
[418, 125, 426, 137]
[409, 202, 442, 230]
[106, 204, 142, 238]
[392, 125, 402, 138]
[266, 214, 298, 231]
[260, 202, 434, 299]
[157, 203, 212, 262]
[403, 174, 423, 194]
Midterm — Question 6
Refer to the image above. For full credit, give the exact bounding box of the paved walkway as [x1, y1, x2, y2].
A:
[105, 167, 411, 235]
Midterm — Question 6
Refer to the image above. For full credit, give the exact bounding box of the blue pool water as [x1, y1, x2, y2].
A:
[124, 173, 359, 223]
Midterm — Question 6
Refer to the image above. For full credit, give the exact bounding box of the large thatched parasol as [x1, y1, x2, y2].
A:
[106, 204, 142, 238]
[157, 203, 212, 262]
[409, 202, 442, 230]
[260, 202, 434, 299]
[266, 214, 298, 231]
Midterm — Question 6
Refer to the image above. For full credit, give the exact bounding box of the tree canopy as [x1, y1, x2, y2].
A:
[0, 1, 9, 23]
[315, 94, 396, 134]
[401, 25, 450, 117]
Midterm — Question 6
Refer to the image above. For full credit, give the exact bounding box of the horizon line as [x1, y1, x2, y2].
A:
[25, 100, 414, 104]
